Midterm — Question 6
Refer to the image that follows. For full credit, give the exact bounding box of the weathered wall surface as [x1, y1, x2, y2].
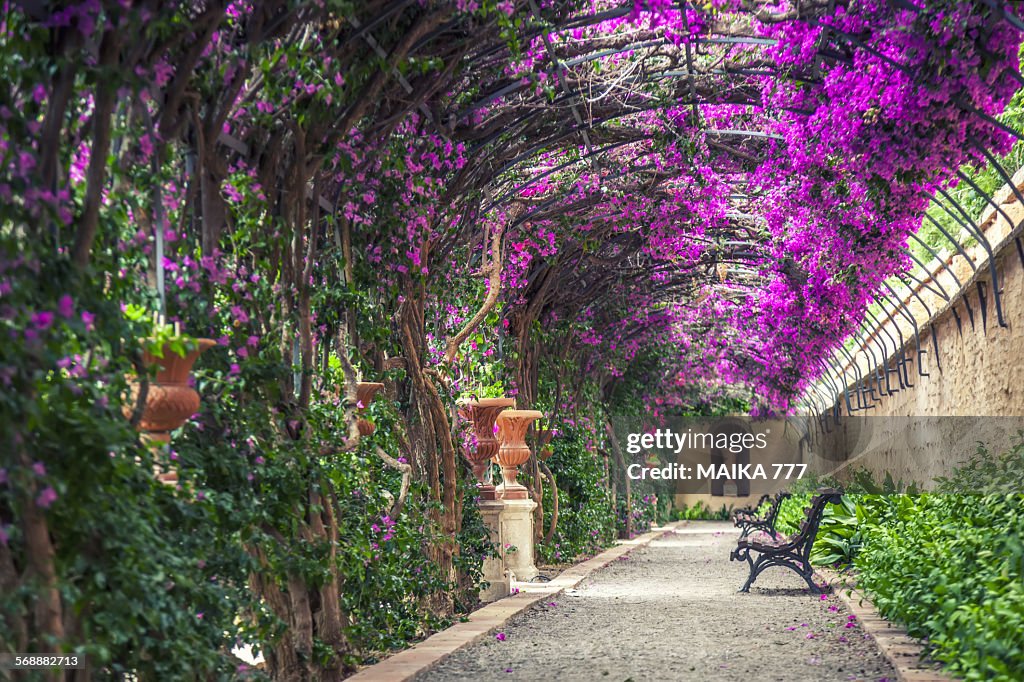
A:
[845, 237, 1024, 419]
[808, 182, 1024, 487]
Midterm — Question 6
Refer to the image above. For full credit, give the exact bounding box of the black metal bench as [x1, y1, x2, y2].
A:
[732, 493, 770, 520]
[730, 488, 843, 593]
[732, 491, 790, 540]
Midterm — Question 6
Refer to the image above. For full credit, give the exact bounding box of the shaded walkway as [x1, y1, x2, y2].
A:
[417, 522, 896, 681]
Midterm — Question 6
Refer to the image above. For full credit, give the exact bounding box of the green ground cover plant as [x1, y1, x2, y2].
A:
[774, 436, 1024, 681]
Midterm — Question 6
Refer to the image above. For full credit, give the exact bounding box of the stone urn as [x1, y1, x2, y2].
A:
[461, 397, 515, 500]
[356, 382, 385, 436]
[495, 409, 543, 500]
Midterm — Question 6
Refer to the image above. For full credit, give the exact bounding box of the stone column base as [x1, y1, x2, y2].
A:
[478, 499, 510, 602]
[501, 497, 539, 582]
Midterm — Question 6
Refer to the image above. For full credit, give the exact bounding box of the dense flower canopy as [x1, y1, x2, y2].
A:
[3, 0, 1020, 415]
[434, 0, 1022, 412]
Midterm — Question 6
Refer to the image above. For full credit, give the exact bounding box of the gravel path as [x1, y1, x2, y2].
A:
[417, 522, 896, 682]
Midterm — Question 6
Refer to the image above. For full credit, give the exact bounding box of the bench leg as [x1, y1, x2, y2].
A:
[798, 565, 823, 593]
[738, 553, 823, 594]
[739, 553, 761, 593]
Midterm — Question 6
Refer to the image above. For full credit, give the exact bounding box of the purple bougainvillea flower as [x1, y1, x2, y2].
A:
[820, 594, 828, 601]
[495, 632, 506, 642]
[229, 305, 249, 324]
[31, 311, 54, 330]
[32, 461, 46, 476]
[36, 486, 58, 508]
[57, 294, 73, 317]
[504, 668, 513, 673]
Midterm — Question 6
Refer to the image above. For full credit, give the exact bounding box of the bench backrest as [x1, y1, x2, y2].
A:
[792, 488, 844, 559]
[765, 491, 792, 529]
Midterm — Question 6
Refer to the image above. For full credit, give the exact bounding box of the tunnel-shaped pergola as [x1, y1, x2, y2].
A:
[334, 0, 1024, 415]
[125, 0, 1024, 418]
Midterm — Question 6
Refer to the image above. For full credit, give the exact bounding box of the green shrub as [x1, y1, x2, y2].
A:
[671, 500, 733, 521]
[537, 426, 616, 563]
[856, 493, 1024, 681]
[850, 435, 1024, 681]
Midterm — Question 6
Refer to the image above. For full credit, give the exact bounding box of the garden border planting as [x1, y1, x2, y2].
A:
[817, 567, 955, 682]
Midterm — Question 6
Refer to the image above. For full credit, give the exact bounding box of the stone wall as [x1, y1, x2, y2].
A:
[806, 175, 1024, 487]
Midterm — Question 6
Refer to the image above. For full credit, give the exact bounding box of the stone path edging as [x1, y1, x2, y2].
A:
[815, 567, 956, 682]
[346, 522, 684, 682]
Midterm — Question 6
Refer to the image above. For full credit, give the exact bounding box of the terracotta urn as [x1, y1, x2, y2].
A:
[462, 397, 515, 499]
[126, 337, 215, 485]
[537, 428, 554, 462]
[495, 409, 543, 500]
[128, 338, 216, 443]
[356, 382, 385, 436]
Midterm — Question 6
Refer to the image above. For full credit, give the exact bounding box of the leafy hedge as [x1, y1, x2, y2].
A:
[537, 426, 616, 564]
[856, 492, 1024, 680]
[671, 500, 733, 521]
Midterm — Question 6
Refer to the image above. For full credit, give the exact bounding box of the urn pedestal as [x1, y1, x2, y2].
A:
[501, 497, 539, 582]
[478, 498, 511, 601]
[462, 397, 515, 501]
[495, 409, 543, 582]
